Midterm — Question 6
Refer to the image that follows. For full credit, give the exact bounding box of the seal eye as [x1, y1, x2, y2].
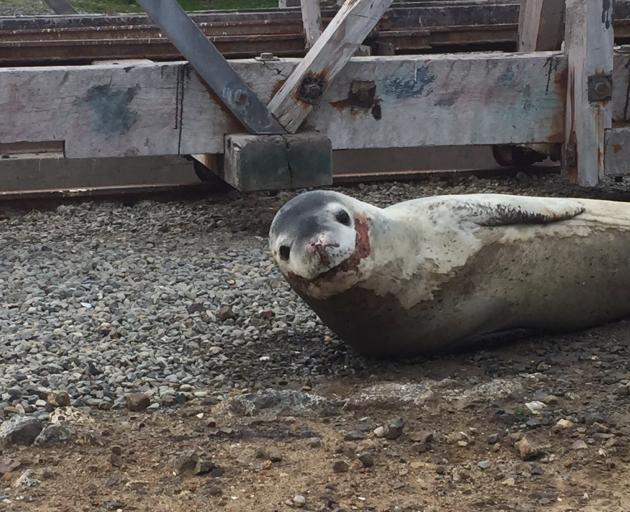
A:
[335, 210, 351, 226]
[279, 245, 291, 261]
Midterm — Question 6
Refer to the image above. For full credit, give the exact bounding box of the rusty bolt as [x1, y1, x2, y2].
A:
[232, 89, 248, 106]
[298, 76, 325, 104]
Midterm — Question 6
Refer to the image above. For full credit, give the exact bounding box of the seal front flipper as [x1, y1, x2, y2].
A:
[456, 194, 586, 227]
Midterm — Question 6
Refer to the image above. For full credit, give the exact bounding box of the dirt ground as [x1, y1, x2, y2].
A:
[2, 319, 629, 512]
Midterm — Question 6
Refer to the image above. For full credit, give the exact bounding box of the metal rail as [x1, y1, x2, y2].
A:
[3, 2, 630, 66]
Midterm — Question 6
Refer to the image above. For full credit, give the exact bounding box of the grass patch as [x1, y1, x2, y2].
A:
[66, 0, 276, 14]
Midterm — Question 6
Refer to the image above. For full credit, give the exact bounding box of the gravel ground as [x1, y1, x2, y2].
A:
[1, 173, 630, 415]
[1, 173, 630, 512]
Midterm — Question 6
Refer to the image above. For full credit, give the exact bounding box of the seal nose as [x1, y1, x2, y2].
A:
[309, 238, 339, 265]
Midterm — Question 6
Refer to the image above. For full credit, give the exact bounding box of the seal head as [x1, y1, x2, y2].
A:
[269, 191, 371, 285]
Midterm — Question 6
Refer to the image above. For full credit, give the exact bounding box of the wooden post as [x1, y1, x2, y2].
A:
[518, 0, 566, 52]
[268, 0, 394, 133]
[301, 0, 322, 49]
[564, 0, 614, 186]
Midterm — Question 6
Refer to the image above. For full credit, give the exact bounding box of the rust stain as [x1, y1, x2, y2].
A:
[613, 143, 623, 153]
[330, 99, 352, 111]
[546, 65, 568, 144]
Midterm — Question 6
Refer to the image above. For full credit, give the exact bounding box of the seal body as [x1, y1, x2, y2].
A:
[269, 191, 630, 357]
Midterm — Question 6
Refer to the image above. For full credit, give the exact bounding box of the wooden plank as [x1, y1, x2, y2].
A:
[268, 0, 394, 133]
[604, 127, 630, 175]
[518, 0, 566, 52]
[0, 53, 567, 159]
[301, 0, 323, 49]
[563, 0, 614, 186]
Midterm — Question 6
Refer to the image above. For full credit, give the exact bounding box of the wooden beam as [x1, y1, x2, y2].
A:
[268, 0, 394, 133]
[0, 52, 567, 159]
[518, 0, 566, 52]
[301, 0, 323, 49]
[563, 0, 614, 186]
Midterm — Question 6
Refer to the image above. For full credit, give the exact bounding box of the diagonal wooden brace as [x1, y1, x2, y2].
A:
[268, 0, 394, 133]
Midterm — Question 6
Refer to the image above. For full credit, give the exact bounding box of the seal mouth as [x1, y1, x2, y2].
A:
[286, 215, 372, 294]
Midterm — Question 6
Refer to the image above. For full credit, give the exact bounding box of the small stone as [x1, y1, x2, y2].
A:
[385, 417, 404, 440]
[525, 401, 546, 415]
[502, 477, 516, 486]
[373, 426, 387, 438]
[478, 460, 491, 470]
[0, 416, 43, 447]
[307, 437, 321, 448]
[487, 433, 500, 444]
[409, 431, 434, 444]
[126, 393, 150, 412]
[0, 459, 20, 476]
[553, 419, 574, 431]
[571, 440, 588, 451]
[332, 460, 349, 473]
[47, 391, 70, 409]
[13, 469, 39, 489]
[515, 436, 544, 461]
[344, 430, 366, 441]
[357, 452, 375, 468]
[217, 305, 235, 321]
[292, 495, 306, 507]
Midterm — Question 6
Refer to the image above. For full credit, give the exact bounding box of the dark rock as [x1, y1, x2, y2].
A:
[47, 390, 70, 409]
[384, 417, 405, 440]
[0, 416, 43, 447]
[34, 424, 76, 446]
[332, 460, 349, 473]
[357, 452, 375, 468]
[126, 393, 151, 412]
[344, 430, 367, 441]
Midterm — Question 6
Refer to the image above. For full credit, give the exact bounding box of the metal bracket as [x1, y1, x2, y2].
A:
[137, 0, 284, 135]
[587, 74, 613, 103]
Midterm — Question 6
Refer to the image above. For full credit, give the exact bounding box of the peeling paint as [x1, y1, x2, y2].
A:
[382, 65, 435, 99]
[84, 84, 139, 137]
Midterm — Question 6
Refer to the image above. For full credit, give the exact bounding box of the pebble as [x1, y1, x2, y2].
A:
[47, 391, 71, 408]
[571, 440, 588, 450]
[332, 460, 350, 473]
[292, 495, 306, 507]
[553, 419, 575, 431]
[515, 436, 544, 461]
[126, 393, 151, 412]
[357, 452, 375, 468]
[478, 460, 491, 470]
[525, 401, 546, 415]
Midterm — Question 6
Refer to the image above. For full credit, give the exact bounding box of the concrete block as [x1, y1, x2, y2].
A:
[223, 132, 332, 192]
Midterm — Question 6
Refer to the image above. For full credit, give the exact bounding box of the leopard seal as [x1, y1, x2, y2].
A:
[269, 190, 630, 357]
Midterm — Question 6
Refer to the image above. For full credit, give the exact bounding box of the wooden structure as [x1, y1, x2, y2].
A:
[0, 0, 629, 189]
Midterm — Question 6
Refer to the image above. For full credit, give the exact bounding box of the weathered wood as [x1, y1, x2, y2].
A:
[518, 0, 565, 52]
[301, 0, 323, 49]
[268, 0, 394, 133]
[604, 127, 630, 175]
[563, 0, 614, 186]
[223, 132, 332, 191]
[0, 53, 567, 159]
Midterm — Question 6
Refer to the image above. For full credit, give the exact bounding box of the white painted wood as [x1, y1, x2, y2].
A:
[301, 0, 322, 49]
[0, 53, 567, 159]
[518, 0, 566, 52]
[564, 0, 614, 186]
[268, 0, 394, 133]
